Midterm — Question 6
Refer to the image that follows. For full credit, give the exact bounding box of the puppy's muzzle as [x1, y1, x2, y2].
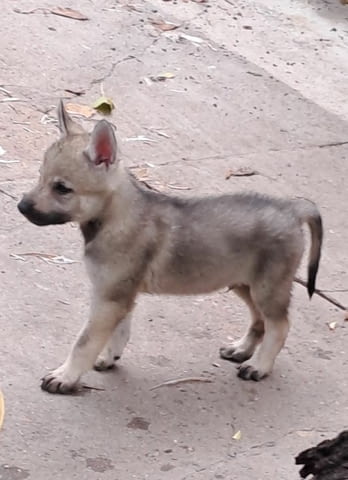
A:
[17, 196, 71, 226]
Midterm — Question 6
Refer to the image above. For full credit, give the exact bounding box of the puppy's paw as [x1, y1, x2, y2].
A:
[41, 365, 80, 394]
[94, 354, 120, 372]
[219, 345, 252, 364]
[237, 362, 269, 382]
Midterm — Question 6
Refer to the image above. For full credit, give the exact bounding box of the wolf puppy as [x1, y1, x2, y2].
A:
[18, 101, 323, 394]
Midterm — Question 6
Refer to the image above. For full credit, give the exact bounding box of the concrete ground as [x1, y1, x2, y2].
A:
[1, 0, 348, 478]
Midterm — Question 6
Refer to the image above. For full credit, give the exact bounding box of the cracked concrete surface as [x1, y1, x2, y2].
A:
[0, 0, 348, 479]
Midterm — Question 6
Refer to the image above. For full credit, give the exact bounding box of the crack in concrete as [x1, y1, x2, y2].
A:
[89, 55, 139, 86]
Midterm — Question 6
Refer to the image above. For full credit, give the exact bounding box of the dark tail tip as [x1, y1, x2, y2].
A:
[307, 262, 318, 298]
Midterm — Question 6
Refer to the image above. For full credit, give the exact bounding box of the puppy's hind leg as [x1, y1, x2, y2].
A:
[94, 314, 131, 371]
[238, 280, 291, 381]
[220, 285, 265, 363]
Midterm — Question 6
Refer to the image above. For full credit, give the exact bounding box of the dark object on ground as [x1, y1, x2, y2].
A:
[296, 431, 348, 479]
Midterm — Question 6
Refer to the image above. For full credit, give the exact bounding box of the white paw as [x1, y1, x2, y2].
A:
[41, 364, 80, 394]
[94, 349, 119, 371]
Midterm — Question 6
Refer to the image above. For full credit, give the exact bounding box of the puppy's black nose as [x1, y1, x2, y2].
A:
[17, 197, 34, 215]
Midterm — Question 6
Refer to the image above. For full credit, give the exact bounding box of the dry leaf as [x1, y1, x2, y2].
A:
[344, 311, 348, 321]
[233, 430, 242, 440]
[50, 7, 89, 21]
[0, 389, 4, 430]
[92, 96, 115, 115]
[150, 72, 175, 82]
[328, 321, 337, 331]
[151, 19, 179, 31]
[225, 167, 258, 179]
[66, 103, 94, 118]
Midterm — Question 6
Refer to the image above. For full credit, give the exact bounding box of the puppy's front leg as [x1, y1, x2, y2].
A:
[41, 298, 133, 394]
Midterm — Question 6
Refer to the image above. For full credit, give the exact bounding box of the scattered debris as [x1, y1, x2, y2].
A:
[10, 252, 79, 265]
[64, 88, 86, 96]
[328, 321, 337, 331]
[66, 103, 94, 118]
[0, 97, 24, 103]
[344, 311, 348, 321]
[151, 19, 180, 31]
[212, 362, 221, 368]
[225, 167, 258, 179]
[247, 71, 263, 77]
[243, 25, 253, 30]
[14, 6, 88, 20]
[296, 430, 314, 438]
[294, 276, 348, 311]
[82, 385, 106, 392]
[0, 389, 4, 430]
[179, 33, 205, 45]
[143, 76, 153, 86]
[148, 128, 171, 139]
[92, 96, 115, 115]
[127, 416, 150, 431]
[0, 188, 17, 200]
[166, 183, 192, 191]
[125, 135, 158, 144]
[0, 87, 12, 96]
[0, 159, 19, 165]
[233, 430, 242, 441]
[150, 376, 213, 391]
[40, 114, 56, 125]
[0, 146, 6, 156]
[150, 72, 175, 82]
[50, 7, 89, 21]
[131, 167, 150, 182]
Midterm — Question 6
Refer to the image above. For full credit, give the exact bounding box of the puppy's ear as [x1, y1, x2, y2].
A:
[85, 120, 117, 168]
[57, 100, 85, 137]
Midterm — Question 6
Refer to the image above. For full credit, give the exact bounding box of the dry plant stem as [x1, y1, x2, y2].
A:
[294, 276, 347, 311]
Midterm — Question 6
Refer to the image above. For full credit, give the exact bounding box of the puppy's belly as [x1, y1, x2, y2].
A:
[140, 268, 244, 295]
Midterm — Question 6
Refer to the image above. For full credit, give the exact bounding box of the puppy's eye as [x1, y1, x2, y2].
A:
[53, 181, 73, 195]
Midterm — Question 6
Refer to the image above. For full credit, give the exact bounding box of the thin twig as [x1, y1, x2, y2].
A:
[294, 276, 347, 311]
[0, 188, 17, 200]
[82, 385, 105, 391]
[150, 376, 213, 391]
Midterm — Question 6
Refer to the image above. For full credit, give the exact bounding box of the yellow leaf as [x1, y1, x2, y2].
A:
[92, 96, 115, 115]
[233, 430, 242, 440]
[65, 103, 94, 118]
[0, 389, 4, 430]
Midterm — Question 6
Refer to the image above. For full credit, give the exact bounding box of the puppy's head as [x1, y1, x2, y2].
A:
[18, 101, 119, 226]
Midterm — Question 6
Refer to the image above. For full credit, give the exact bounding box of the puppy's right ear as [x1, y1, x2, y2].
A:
[57, 100, 85, 137]
[85, 120, 117, 169]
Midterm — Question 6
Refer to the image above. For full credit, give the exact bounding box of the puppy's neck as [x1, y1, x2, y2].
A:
[79, 162, 140, 245]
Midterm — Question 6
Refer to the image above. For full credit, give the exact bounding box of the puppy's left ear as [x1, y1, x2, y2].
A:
[85, 120, 117, 168]
[57, 100, 85, 137]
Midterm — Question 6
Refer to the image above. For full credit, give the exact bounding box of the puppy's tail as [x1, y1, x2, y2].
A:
[293, 198, 323, 298]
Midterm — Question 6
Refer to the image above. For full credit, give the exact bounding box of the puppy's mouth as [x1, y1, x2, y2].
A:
[17, 198, 71, 226]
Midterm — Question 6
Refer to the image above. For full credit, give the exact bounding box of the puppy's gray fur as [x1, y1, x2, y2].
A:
[18, 101, 323, 394]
